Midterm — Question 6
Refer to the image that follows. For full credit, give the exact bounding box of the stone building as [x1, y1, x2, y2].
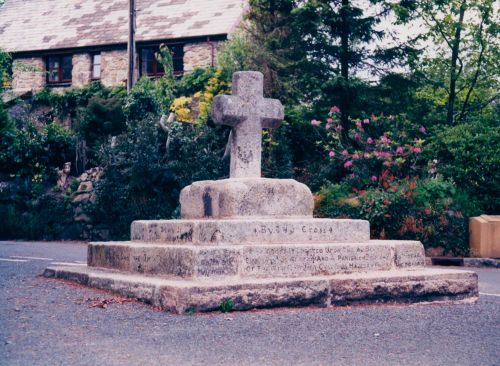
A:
[0, 0, 245, 94]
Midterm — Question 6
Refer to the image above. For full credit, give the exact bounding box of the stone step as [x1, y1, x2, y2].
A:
[130, 218, 370, 245]
[44, 265, 478, 314]
[88, 240, 425, 280]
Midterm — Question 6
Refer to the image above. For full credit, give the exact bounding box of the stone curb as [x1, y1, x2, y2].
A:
[429, 257, 500, 268]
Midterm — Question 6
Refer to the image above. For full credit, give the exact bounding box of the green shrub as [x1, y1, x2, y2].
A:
[219, 298, 234, 313]
[0, 103, 15, 177]
[0, 191, 78, 240]
[33, 82, 124, 119]
[74, 95, 126, 166]
[5, 120, 76, 179]
[430, 119, 500, 212]
[93, 115, 229, 239]
[316, 178, 481, 256]
[123, 77, 161, 120]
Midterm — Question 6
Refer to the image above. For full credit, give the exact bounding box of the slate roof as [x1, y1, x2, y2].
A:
[0, 0, 246, 53]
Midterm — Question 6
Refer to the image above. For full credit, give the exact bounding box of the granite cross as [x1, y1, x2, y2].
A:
[211, 71, 284, 178]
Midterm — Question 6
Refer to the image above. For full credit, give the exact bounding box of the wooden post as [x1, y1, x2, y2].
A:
[127, 0, 136, 92]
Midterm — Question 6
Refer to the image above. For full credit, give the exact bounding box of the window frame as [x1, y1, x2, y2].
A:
[46, 54, 73, 85]
[139, 44, 184, 78]
[91, 52, 102, 80]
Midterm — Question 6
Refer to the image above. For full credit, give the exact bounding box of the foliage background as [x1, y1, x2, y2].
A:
[0, 0, 498, 255]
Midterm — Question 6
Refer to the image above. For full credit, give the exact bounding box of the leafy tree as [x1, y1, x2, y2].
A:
[430, 117, 500, 212]
[409, 0, 498, 125]
[243, 0, 414, 140]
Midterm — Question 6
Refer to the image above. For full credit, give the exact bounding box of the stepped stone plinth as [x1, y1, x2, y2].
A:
[44, 71, 478, 313]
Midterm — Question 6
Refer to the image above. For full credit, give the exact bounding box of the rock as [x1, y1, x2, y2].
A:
[77, 181, 93, 193]
[74, 214, 91, 223]
[73, 193, 91, 203]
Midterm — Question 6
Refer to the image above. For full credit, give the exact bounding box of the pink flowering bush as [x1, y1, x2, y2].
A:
[311, 108, 427, 189]
[312, 107, 481, 255]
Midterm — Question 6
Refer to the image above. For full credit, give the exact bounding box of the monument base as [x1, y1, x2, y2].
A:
[44, 265, 477, 314]
[180, 178, 314, 219]
[43, 217, 478, 314]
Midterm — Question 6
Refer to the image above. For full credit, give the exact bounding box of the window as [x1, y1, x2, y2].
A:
[91, 53, 101, 79]
[47, 55, 72, 84]
[170, 45, 184, 75]
[140, 45, 184, 77]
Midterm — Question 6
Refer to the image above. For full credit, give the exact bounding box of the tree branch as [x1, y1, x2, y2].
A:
[458, 12, 487, 122]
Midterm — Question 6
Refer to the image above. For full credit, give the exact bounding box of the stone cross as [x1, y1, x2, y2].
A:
[211, 71, 284, 178]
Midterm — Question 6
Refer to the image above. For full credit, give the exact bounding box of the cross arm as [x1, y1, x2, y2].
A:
[259, 98, 284, 129]
[211, 95, 246, 127]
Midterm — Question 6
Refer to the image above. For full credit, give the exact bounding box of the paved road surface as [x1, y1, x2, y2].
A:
[1, 241, 499, 366]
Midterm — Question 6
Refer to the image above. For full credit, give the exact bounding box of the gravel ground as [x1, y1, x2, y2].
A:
[1, 241, 499, 366]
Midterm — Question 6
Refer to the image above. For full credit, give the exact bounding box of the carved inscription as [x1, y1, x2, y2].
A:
[132, 219, 370, 245]
[145, 223, 194, 243]
[242, 246, 391, 277]
[99, 246, 129, 269]
[251, 222, 367, 243]
[132, 251, 157, 274]
[253, 224, 346, 235]
[395, 250, 425, 268]
[197, 249, 238, 277]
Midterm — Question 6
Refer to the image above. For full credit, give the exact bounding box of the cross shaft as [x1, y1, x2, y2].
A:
[211, 72, 284, 178]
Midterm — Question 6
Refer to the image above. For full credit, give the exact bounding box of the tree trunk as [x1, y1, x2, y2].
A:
[458, 8, 487, 122]
[339, 0, 350, 143]
[446, 0, 466, 125]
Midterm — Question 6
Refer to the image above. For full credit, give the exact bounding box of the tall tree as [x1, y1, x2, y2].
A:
[410, 0, 498, 125]
[243, 0, 414, 142]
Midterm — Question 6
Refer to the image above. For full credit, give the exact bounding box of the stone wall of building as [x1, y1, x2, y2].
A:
[100, 50, 129, 87]
[183, 41, 222, 72]
[11, 57, 46, 93]
[10, 40, 225, 93]
[72, 53, 92, 88]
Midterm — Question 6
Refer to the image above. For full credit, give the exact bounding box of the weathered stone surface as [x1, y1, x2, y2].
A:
[74, 213, 92, 223]
[241, 243, 392, 277]
[89, 242, 239, 279]
[73, 193, 91, 203]
[160, 278, 330, 314]
[44, 265, 478, 314]
[180, 178, 314, 219]
[183, 42, 222, 72]
[131, 218, 370, 244]
[12, 57, 45, 93]
[101, 50, 129, 87]
[391, 240, 426, 268]
[88, 240, 424, 279]
[72, 53, 92, 87]
[211, 71, 284, 178]
[329, 269, 478, 305]
[77, 181, 93, 193]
